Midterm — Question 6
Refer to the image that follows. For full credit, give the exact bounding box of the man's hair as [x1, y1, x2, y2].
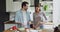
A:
[21, 1, 28, 8]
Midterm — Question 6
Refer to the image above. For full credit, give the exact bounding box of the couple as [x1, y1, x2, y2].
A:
[15, 1, 47, 29]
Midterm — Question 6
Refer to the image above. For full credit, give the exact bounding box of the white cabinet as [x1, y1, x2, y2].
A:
[12, 2, 21, 12]
[4, 21, 21, 30]
[6, 0, 13, 12]
[6, 0, 22, 12]
[6, 0, 31, 12]
[4, 24, 17, 30]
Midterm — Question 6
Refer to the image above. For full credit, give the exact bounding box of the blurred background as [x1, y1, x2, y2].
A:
[0, 0, 60, 32]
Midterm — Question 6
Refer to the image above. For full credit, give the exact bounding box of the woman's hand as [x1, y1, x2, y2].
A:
[33, 25, 37, 29]
[40, 22, 44, 24]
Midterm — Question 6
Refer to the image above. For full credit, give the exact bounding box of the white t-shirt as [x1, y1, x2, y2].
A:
[22, 11, 28, 28]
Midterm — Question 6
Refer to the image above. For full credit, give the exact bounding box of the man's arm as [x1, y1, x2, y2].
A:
[15, 12, 23, 26]
[15, 12, 19, 22]
[28, 12, 31, 24]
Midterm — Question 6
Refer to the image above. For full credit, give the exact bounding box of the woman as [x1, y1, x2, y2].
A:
[33, 4, 47, 29]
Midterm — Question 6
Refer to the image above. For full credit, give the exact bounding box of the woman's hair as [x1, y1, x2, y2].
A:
[35, 4, 41, 12]
[35, 4, 40, 7]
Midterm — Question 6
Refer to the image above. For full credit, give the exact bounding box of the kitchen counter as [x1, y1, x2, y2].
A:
[4, 21, 21, 24]
[4, 21, 21, 30]
[44, 22, 53, 25]
[3, 28, 54, 32]
[4, 21, 53, 30]
[43, 22, 53, 29]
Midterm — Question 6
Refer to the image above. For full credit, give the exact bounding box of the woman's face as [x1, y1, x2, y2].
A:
[35, 7, 40, 13]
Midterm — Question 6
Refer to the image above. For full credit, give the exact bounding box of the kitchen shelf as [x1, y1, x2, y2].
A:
[40, 1, 53, 3]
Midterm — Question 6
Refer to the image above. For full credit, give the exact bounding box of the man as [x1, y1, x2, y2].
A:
[15, 1, 31, 28]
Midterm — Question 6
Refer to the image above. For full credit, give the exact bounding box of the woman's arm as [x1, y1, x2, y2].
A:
[33, 13, 37, 28]
[42, 12, 47, 20]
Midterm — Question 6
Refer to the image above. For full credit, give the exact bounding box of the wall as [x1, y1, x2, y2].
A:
[0, 0, 9, 32]
[53, 0, 60, 27]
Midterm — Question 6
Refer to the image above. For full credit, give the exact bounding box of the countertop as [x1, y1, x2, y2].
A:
[4, 21, 21, 24]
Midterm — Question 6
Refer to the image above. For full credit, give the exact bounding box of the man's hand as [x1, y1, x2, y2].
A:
[28, 21, 32, 24]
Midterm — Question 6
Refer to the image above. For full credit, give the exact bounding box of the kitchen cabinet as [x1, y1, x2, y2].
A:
[43, 22, 53, 29]
[4, 21, 21, 30]
[6, 0, 13, 12]
[6, 0, 32, 12]
[6, 0, 21, 12]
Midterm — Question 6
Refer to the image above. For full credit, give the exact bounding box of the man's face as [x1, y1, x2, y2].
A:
[23, 4, 28, 11]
